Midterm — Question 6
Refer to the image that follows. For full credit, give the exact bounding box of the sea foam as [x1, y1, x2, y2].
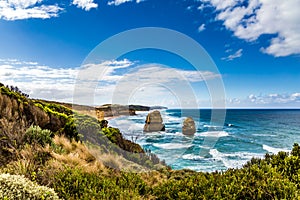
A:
[196, 131, 229, 138]
[209, 149, 264, 169]
[153, 143, 193, 150]
[262, 144, 290, 154]
[182, 154, 204, 160]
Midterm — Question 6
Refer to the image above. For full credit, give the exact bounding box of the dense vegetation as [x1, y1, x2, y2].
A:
[1, 84, 300, 199]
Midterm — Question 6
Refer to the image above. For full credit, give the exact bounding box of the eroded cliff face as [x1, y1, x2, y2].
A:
[0, 92, 66, 133]
[0, 86, 144, 159]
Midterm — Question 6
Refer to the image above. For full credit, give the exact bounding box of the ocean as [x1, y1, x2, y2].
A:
[109, 109, 300, 172]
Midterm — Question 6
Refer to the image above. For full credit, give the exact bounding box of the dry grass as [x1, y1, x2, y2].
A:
[1, 143, 51, 179]
[40, 136, 106, 185]
[53, 135, 96, 162]
[1, 134, 162, 188]
[99, 153, 123, 170]
[51, 135, 107, 173]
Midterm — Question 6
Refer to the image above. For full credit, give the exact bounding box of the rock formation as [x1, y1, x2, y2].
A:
[143, 110, 165, 132]
[0, 91, 66, 133]
[182, 117, 196, 135]
[96, 104, 142, 117]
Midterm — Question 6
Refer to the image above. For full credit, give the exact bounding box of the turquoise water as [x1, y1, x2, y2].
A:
[109, 109, 300, 172]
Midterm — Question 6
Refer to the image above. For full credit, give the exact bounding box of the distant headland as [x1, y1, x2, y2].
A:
[35, 99, 167, 120]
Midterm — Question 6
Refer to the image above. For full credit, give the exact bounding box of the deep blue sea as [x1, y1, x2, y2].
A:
[109, 109, 300, 172]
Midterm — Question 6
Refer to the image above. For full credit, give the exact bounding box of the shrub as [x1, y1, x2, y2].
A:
[0, 173, 60, 200]
[24, 125, 53, 147]
[0, 121, 26, 166]
[52, 167, 149, 199]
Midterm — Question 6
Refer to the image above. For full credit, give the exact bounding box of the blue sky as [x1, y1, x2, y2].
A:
[0, 0, 300, 108]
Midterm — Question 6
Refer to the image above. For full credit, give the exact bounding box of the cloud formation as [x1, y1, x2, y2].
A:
[0, 0, 63, 20]
[2, 58, 298, 108]
[72, 0, 98, 11]
[107, 0, 143, 6]
[222, 49, 243, 61]
[0, 58, 221, 106]
[226, 93, 300, 108]
[247, 93, 300, 105]
[0, 59, 77, 102]
[203, 0, 300, 57]
[198, 24, 206, 32]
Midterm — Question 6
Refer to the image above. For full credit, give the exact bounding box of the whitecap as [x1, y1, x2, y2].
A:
[110, 119, 132, 126]
[143, 132, 165, 137]
[226, 123, 235, 127]
[252, 134, 277, 137]
[182, 154, 204, 160]
[262, 144, 290, 154]
[153, 143, 193, 150]
[127, 124, 144, 131]
[196, 131, 229, 138]
[209, 149, 264, 169]
[199, 145, 211, 149]
[164, 115, 184, 123]
[203, 125, 223, 128]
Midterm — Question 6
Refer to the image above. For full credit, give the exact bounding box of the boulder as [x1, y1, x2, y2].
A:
[182, 117, 196, 135]
[143, 110, 165, 132]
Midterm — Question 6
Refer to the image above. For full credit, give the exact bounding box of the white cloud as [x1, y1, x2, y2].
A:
[247, 93, 300, 105]
[80, 62, 219, 86]
[81, 59, 135, 82]
[0, 59, 221, 107]
[197, 4, 205, 10]
[96, 64, 221, 107]
[0, 59, 138, 104]
[107, 0, 142, 6]
[227, 92, 300, 108]
[203, 0, 300, 57]
[74, 62, 221, 106]
[0, 0, 63, 20]
[198, 24, 206, 32]
[222, 49, 243, 61]
[72, 0, 98, 11]
[121, 64, 220, 83]
[0, 59, 77, 102]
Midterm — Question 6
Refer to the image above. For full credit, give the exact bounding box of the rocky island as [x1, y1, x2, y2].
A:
[182, 117, 196, 135]
[143, 110, 166, 132]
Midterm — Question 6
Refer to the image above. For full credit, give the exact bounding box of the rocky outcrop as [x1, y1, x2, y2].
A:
[182, 117, 196, 135]
[143, 110, 165, 132]
[96, 104, 137, 117]
[0, 88, 67, 134]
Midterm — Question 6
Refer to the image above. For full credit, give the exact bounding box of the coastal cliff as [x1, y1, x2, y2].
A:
[0, 84, 161, 168]
[1, 83, 300, 199]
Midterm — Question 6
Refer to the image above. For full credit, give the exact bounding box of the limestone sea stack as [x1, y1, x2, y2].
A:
[182, 117, 196, 135]
[143, 110, 165, 132]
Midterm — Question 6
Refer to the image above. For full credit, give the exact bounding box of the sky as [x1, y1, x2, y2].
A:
[0, 0, 300, 108]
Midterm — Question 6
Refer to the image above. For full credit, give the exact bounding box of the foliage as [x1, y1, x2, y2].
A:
[2, 82, 300, 199]
[0, 121, 26, 166]
[0, 173, 60, 200]
[0, 85, 29, 102]
[32, 100, 73, 117]
[24, 125, 54, 147]
[52, 167, 149, 200]
[152, 144, 300, 200]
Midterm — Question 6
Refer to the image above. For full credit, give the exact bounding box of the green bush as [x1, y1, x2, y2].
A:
[0, 173, 60, 200]
[24, 125, 53, 147]
[52, 167, 149, 199]
[0, 85, 28, 103]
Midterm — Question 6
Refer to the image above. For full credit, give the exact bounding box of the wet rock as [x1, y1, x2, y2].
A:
[182, 117, 196, 135]
[143, 110, 165, 132]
